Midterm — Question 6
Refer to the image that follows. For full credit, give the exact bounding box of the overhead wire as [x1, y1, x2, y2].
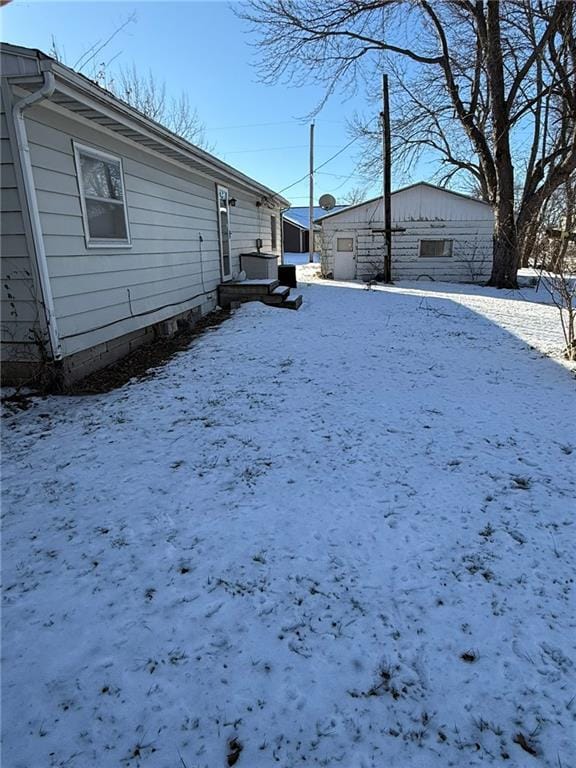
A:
[275, 115, 378, 197]
[210, 119, 348, 131]
[276, 135, 361, 196]
[223, 144, 342, 155]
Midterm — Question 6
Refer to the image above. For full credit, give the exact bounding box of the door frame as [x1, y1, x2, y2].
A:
[216, 184, 232, 281]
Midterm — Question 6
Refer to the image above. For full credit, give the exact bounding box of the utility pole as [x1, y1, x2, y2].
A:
[309, 122, 315, 264]
[382, 74, 392, 283]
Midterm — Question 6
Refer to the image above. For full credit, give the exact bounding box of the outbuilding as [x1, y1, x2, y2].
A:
[317, 182, 494, 283]
[1, 43, 289, 386]
[283, 205, 346, 254]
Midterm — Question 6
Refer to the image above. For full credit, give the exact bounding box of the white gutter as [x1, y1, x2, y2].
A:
[12, 71, 62, 360]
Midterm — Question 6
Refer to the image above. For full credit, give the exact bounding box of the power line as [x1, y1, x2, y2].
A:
[317, 170, 367, 180]
[210, 119, 347, 131]
[276, 135, 361, 196]
[315, 135, 361, 173]
[222, 144, 342, 155]
[325, 170, 360, 193]
[276, 172, 311, 196]
[276, 116, 377, 197]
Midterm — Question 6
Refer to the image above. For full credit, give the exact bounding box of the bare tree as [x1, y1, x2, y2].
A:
[540, 253, 576, 361]
[532, 178, 576, 269]
[49, 16, 212, 150]
[341, 185, 369, 206]
[317, 228, 334, 278]
[101, 65, 212, 149]
[536, 178, 576, 360]
[239, 0, 576, 289]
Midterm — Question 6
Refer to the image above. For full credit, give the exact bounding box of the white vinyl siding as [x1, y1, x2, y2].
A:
[21, 100, 282, 356]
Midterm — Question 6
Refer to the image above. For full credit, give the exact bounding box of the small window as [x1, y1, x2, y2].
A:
[337, 237, 354, 252]
[420, 239, 453, 258]
[271, 215, 277, 250]
[74, 143, 131, 247]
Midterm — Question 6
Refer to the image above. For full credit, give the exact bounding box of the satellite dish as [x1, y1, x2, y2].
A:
[319, 193, 336, 211]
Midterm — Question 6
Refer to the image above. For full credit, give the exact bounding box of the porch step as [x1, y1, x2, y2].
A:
[260, 285, 291, 305]
[220, 279, 280, 295]
[260, 291, 302, 309]
[282, 293, 303, 310]
[218, 281, 303, 311]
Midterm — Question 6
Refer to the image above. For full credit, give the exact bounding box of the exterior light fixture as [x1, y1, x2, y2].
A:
[229, 197, 237, 207]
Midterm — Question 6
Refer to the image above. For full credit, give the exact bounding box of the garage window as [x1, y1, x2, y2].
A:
[337, 237, 354, 251]
[419, 239, 453, 258]
[74, 143, 131, 247]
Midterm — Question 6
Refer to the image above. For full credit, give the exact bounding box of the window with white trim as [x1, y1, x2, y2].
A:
[419, 239, 453, 258]
[74, 143, 131, 247]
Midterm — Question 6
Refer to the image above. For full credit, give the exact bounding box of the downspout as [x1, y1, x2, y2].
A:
[12, 71, 62, 360]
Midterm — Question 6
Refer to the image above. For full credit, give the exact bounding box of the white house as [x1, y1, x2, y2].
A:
[317, 182, 494, 283]
[0, 43, 289, 386]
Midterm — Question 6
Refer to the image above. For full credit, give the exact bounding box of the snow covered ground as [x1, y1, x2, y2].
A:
[2, 279, 575, 768]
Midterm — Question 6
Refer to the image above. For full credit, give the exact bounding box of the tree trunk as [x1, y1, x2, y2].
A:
[490, 209, 519, 287]
[485, 0, 520, 289]
[488, 159, 518, 287]
[516, 201, 546, 269]
[517, 217, 540, 268]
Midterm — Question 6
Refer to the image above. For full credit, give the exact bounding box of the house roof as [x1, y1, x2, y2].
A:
[0, 42, 290, 207]
[285, 205, 347, 229]
[314, 182, 490, 223]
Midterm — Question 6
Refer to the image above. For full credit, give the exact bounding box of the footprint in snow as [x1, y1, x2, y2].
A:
[204, 601, 224, 618]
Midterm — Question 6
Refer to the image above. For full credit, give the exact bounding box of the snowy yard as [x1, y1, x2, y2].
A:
[2, 279, 575, 768]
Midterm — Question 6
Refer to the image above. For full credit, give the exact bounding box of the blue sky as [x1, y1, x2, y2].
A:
[1, 0, 427, 206]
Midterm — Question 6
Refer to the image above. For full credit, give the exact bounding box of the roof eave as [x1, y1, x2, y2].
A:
[51, 62, 290, 205]
[284, 217, 315, 230]
[4, 45, 289, 206]
[316, 182, 491, 223]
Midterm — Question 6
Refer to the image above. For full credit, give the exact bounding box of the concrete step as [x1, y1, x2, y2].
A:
[281, 293, 303, 310]
[218, 283, 302, 311]
[260, 296, 286, 306]
[259, 285, 291, 305]
[220, 279, 280, 295]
